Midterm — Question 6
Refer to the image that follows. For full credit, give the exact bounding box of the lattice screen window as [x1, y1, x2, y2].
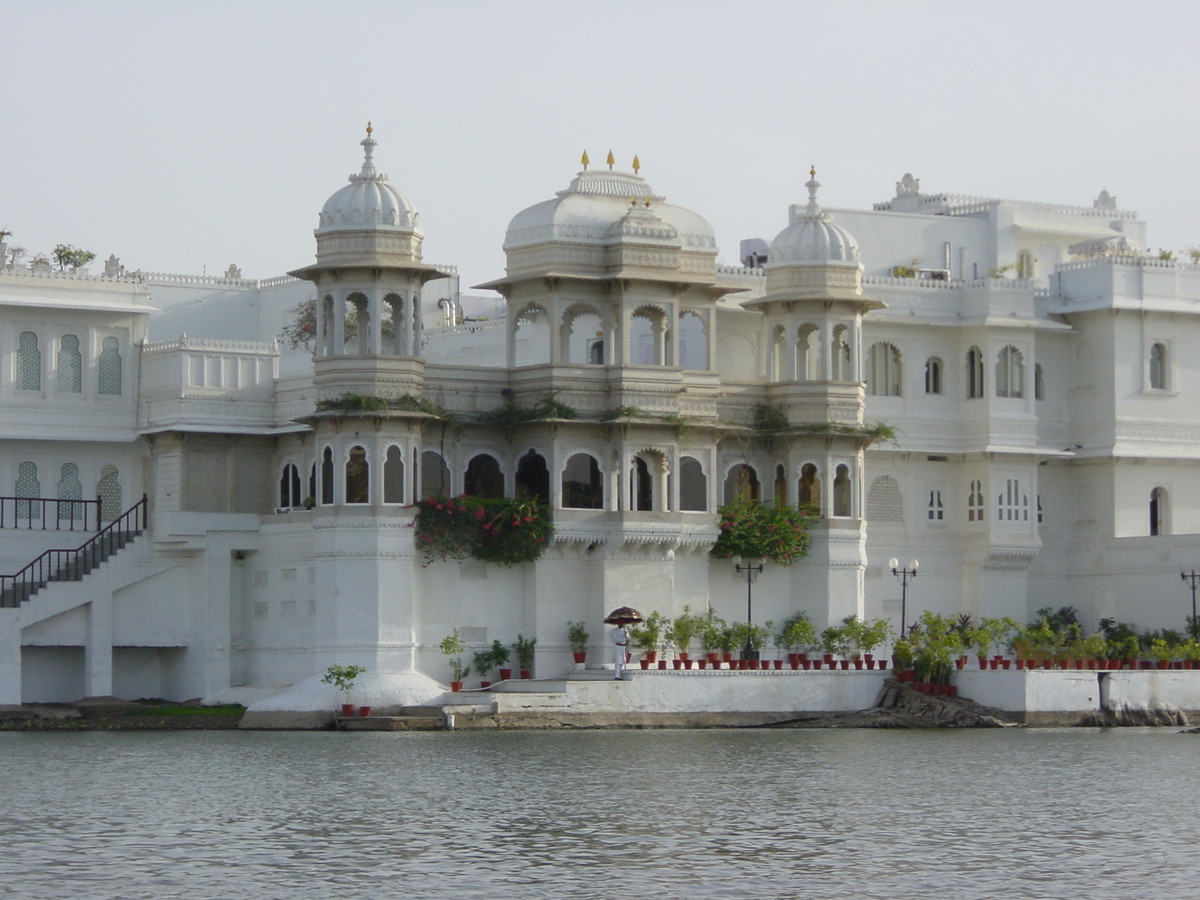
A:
[97, 337, 122, 395]
[459, 627, 488, 644]
[57, 463, 84, 522]
[57, 334, 83, 393]
[997, 479, 1028, 522]
[15, 461, 41, 519]
[17, 331, 41, 391]
[97, 465, 122, 520]
[866, 476, 903, 522]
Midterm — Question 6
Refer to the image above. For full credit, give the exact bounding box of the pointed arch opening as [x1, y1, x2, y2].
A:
[723, 463, 760, 506]
[562, 453, 603, 509]
[384, 446, 405, 503]
[515, 449, 550, 503]
[679, 456, 706, 511]
[464, 454, 504, 498]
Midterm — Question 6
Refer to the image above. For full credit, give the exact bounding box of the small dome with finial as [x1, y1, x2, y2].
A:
[316, 124, 421, 234]
[768, 167, 860, 267]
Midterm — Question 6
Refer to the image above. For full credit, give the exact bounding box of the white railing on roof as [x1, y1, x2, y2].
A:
[874, 193, 1138, 220]
[1055, 255, 1200, 273]
[863, 274, 957, 290]
[143, 335, 279, 355]
[1, 265, 145, 284]
[716, 264, 765, 277]
[259, 275, 301, 288]
[142, 271, 258, 287]
[425, 319, 506, 339]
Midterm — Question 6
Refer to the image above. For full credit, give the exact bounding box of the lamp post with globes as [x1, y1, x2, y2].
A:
[1182, 570, 1200, 639]
[888, 558, 919, 637]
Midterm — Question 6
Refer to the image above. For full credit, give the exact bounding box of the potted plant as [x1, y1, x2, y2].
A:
[322, 664, 367, 716]
[891, 639, 913, 679]
[717, 622, 739, 665]
[668, 606, 702, 666]
[629, 611, 667, 665]
[820, 622, 848, 668]
[859, 617, 892, 669]
[567, 620, 589, 664]
[473, 643, 499, 687]
[700, 611, 726, 667]
[1149, 638, 1174, 669]
[440, 630, 469, 691]
[778, 612, 817, 667]
[1076, 633, 1106, 670]
[513, 634, 536, 678]
[734, 621, 770, 668]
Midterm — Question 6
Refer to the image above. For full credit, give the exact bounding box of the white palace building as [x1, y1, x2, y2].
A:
[2, 129, 1198, 706]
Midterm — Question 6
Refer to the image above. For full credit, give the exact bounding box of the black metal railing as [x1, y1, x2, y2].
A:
[0, 495, 104, 531]
[0, 495, 148, 609]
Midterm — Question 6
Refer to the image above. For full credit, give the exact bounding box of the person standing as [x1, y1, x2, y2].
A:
[611, 624, 629, 680]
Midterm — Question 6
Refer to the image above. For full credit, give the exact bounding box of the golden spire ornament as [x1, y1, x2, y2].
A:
[606, 150, 615, 170]
[632, 155, 641, 174]
[366, 121, 373, 135]
[581, 150, 590, 170]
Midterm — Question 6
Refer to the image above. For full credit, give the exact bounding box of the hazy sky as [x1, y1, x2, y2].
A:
[3, 0, 1197, 288]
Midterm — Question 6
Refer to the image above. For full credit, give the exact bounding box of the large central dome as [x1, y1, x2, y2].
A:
[316, 125, 420, 235]
[504, 162, 716, 253]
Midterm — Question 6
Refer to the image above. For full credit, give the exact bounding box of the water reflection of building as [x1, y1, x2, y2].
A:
[3, 133, 1196, 704]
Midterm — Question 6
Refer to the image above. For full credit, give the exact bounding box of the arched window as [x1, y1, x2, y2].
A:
[866, 476, 903, 522]
[1150, 487, 1168, 536]
[97, 337, 122, 395]
[464, 454, 504, 498]
[678, 310, 707, 370]
[57, 334, 82, 393]
[1149, 343, 1167, 390]
[831, 326, 851, 380]
[924, 357, 942, 395]
[723, 463, 760, 506]
[832, 465, 852, 517]
[867, 342, 901, 396]
[345, 446, 369, 504]
[630, 306, 669, 366]
[321, 447, 334, 505]
[798, 463, 821, 514]
[1034, 363, 1045, 401]
[15, 461, 41, 520]
[996, 346, 1024, 398]
[562, 453, 603, 509]
[57, 463, 84, 524]
[515, 450, 550, 503]
[97, 465, 122, 521]
[563, 305, 604, 365]
[1017, 250, 1034, 280]
[345, 293, 369, 355]
[797, 324, 819, 381]
[965, 346, 984, 399]
[967, 479, 984, 522]
[17, 331, 41, 391]
[280, 463, 302, 508]
[513, 305, 551, 366]
[773, 465, 788, 508]
[927, 490, 944, 521]
[679, 456, 706, 511]
[420, 451, 451, 499]
[632, 457, 654, 510]
[384, 446, 404, 503]
[382, 292, 406, 355]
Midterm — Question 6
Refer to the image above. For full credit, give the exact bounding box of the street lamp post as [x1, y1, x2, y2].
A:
[734, 558, 764, 659]
[1182, 570, 1200, 639]
[888, 557, 919, 637]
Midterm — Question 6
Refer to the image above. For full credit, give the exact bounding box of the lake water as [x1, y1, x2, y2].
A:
[0, 727, 1196, 899]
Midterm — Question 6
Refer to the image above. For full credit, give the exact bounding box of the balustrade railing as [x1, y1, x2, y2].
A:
[0, 495, 103, 531]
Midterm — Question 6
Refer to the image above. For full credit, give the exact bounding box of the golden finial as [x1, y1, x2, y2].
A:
[632, 155, 641, 174]
[581, 150, 590, 170]
[644, 198, 650, 208]
[630, 196, 637, 206]
[366, 121, 373, 136]
[810, 165, 816, 177]
[606, 150, 615, 170]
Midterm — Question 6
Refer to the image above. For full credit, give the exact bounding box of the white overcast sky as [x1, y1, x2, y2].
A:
[2, 0, 1197, 288]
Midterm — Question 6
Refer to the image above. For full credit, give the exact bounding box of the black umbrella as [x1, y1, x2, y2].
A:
[604, 606, 645, 625]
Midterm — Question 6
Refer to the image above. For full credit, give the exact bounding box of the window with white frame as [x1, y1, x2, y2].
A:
[965, 347, 984, 399]
[17, 331, 41, 391]
[924, 357, 943, 395]
[97, 337, 122, 395]
[995, 346, 1024, 398]
[927, 489, 944, 521]
[57, 334, 83, 393]
[866, 343, 901, 396]
[1149, 343, 1168, 391]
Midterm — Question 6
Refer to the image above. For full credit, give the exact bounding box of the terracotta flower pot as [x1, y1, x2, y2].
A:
[1001, 659, 1011, 669]
[499, 669, 512, 681]
[573, 651, 587, 664]
[657, 660, 667, 670]
[645, 651, 658, 663]
[978, 657, 989, 670]
[839, 660, 850, 670]
[640, 660, 650, 670]
[811, 659, 821, 670]
[359, 706, 372, 717]
[774, 659, 783, 670]
[797, 653, 809, 664]
[678, 653, 689, 661]
[823, 654, 835, 666]
[803, 660, 812, 670]
[684, 659, 694, 669]
[707, 652, 719, 663]
[864, 654, 874, 666]
[450, 682, 462, 693]
[341, 704, 355, 717]
[480, 680, 492, 689]
[520, 670, 532, 679]
[722, 652, 733, 662]
[790, 660, 800, 670]
[698, 659, 708, 669]
[853, 660, 864, 670]
[878, 660, 888, 670]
